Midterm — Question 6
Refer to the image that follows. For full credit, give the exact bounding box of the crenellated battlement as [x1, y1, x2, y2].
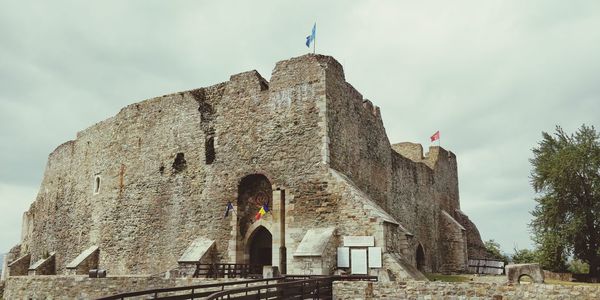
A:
[391, 142, 456, 170]
[362, 99, 381, 118]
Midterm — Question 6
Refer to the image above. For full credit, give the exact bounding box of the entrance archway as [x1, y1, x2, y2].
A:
[237, 174, 272, 239]
[416, 244, 425, 271]
[248, 226, 272, 266]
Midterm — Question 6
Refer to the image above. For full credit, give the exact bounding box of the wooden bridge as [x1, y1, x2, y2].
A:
[97, 264, 377, 300]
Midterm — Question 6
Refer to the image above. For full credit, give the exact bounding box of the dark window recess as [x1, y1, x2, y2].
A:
[205, 137, 215, 164]
[172, 153, 187, 172]
[259, 80, 269, 91]
[94, 177, 101, 193]
[159, 164, 165, 175]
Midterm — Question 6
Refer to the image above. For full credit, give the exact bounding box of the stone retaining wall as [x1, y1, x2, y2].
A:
[543, 270, 573, 282]
[333, 281, 600, 299]
[3, 276, 240, 299]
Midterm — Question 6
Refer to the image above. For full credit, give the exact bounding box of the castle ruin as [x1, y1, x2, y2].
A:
[2, 54, 488, 285]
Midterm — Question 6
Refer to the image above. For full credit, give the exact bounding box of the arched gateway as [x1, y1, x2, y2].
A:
[416, 244, 425, 271]
[236, 174, 275, 267]
[248, 226, 272, 266]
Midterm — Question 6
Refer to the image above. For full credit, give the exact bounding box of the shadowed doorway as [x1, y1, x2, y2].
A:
[416, 244, 425, 271]
[248, 226, 272, 266]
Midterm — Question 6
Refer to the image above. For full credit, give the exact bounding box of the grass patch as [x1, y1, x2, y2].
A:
[425, 273, 471, 282]
[545, 279, 600, 287]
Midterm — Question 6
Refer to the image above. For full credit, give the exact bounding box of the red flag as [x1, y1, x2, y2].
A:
[430, 131, 440, 142]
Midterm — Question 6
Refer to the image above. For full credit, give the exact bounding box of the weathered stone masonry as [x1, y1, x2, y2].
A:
[6, 54, 487, 281]
[333, 281, 600, 300]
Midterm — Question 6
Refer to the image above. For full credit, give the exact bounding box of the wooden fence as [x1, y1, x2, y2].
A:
[468, 258, 505, 275]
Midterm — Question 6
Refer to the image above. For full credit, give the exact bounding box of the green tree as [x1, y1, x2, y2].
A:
[530, 125, 600, 276]
[511, 248, 540, 264]
[568, 259, 590, 274]
[484, 239, 509, 262]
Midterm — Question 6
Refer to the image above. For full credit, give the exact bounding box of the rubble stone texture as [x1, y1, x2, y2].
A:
[333, 281, 600, 300]
[9, 54, 487, 279]
[3, 276, 242, 299]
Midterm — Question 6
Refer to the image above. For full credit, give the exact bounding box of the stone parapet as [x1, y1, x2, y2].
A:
[3, 276, 243, 299]
[28, 252, 56, 275]
[333, 281, 600, 300]
[7, 253, 30, 277]
[66, 246, 99, 275]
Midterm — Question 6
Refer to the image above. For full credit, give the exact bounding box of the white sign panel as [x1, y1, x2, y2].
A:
[368, 247, 382, 268]
[351, 249, 368, 275]
[337, 247, 350, 268]
[343, 236, 375, 247]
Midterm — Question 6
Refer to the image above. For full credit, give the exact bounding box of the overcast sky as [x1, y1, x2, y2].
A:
[1, 0, 599, 256]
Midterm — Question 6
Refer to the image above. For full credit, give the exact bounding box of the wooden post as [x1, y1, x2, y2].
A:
[279, 189, 287, 275]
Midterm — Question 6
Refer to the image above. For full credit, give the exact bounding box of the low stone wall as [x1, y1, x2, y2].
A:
[3, 275, 242, 299]
[543, 270, 573, 282]
[7, 254, 30, 277]
[333, 281, 600, 299]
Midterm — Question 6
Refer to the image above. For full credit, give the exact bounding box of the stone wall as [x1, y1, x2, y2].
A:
[439, 211, 467, 272]
[28, 253, 56, 275]
[1, 245, 21, 280]
[7, 253, 30, 277]
[323, 53, 470, 274]
[388, 152, 440, 271]
[326, 60, 391, 207]
[333, 281, 600, 300]
[454, 209, 492, 259]
[3, 276, 239, 299]
[543, 270, 573, 282]
[66, 247, 99, 275]
[20, 84, 230, 275]
[18, 55, 335, 276]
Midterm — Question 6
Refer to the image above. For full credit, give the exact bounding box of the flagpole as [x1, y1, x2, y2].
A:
[313, 23, 316, 54]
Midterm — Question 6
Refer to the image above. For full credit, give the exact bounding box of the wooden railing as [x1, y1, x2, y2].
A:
[193, 263, 263, 279]
[203, 277, 334, 300]
[96, 277, 282, 300]
[96, 275, 377, 300]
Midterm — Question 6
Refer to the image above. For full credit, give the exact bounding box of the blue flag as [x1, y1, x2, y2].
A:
[306, 23, 316, 48]
[224, 201, 234, 218]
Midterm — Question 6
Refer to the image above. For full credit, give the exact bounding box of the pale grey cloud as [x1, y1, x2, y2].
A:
[1, 0, 599, 255]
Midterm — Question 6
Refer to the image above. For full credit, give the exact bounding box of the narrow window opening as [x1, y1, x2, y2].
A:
[159, 164, 165, 175]
[94, 176, 101, 194]
[205, 137, 215, 164]
[259, 79, 269, 91]
[172, 153, 187, 173]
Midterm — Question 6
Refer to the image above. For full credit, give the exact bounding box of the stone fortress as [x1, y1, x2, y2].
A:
[2, 54, 489, 284]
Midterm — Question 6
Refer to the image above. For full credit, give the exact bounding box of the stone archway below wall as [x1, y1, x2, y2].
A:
[248, 226, 272, 266]
[505, 263, 545, 284]
[244, 224, 273, 267]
